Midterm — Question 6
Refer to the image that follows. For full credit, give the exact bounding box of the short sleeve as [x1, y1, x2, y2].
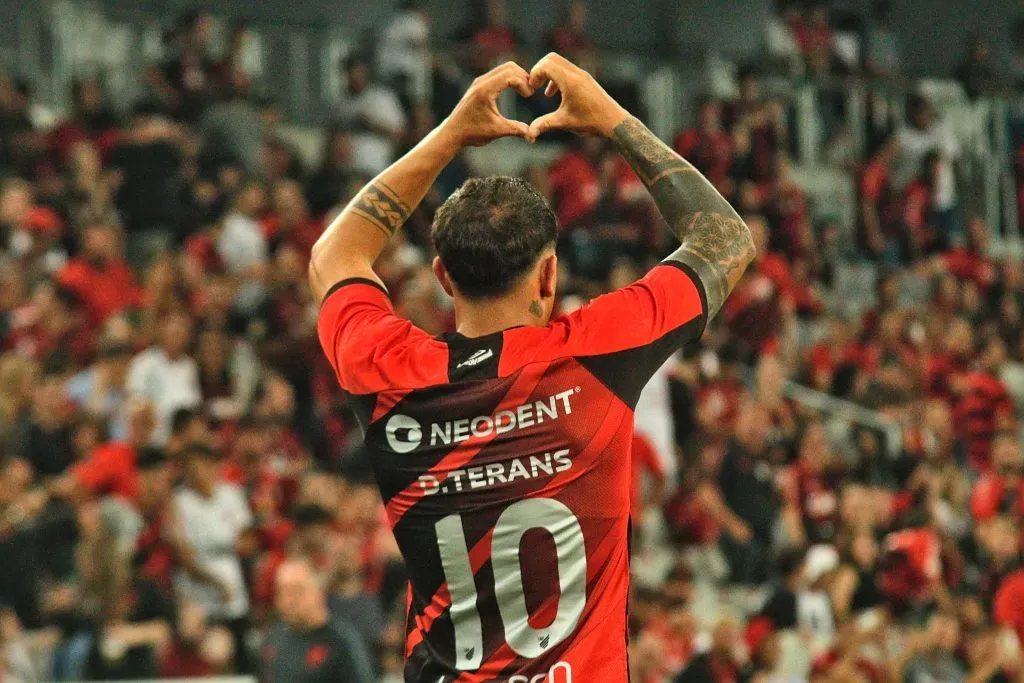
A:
[995, 574, 1024, 629]
[317, 278, 445, 396]
[72, 444, 125, 494]
[554, 262, 707, 407]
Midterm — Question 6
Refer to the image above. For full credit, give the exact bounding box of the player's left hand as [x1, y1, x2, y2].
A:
[442, 61, 534, 147]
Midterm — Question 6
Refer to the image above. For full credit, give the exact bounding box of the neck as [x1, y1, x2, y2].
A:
[454, 292, 549, 338]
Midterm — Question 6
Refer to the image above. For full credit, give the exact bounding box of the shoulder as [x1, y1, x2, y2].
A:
[318, 279, 448, 395]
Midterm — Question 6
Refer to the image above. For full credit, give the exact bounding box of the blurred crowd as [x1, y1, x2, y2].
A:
[1, 0, 1024, 682]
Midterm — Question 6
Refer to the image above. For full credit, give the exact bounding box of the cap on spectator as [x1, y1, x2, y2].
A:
[137, 446, 169, 470]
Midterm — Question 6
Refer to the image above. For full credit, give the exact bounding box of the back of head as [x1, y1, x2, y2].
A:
[431, 175, 557, 299]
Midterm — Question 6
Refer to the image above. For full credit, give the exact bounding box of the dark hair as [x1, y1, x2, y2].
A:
[181, 442, 219, 461]
[775, 546, 807, 578]
[137, 446, 169, 470]
[171, 407, 203, 435]
[292, 503, 333, 528]
[431, 176, 557, 299]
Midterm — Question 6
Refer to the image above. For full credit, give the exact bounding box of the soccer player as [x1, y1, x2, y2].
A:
[310, 54, 755, 682]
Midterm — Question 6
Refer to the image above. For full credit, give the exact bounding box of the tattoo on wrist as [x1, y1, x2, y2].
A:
[529, 300, 544, 318]
[350, 180, 411, 236]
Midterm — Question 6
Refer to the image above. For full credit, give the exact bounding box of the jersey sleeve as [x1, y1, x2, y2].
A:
[316, 278, 446, 396]
[558, 261, 707, 407]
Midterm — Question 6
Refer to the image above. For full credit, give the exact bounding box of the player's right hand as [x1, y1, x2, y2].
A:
[527, 53, 629, 141]
[442, 61, 534, 147]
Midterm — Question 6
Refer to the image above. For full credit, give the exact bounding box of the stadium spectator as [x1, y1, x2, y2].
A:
[171, 442, 255, 669]
[262, 556, 375, 683]
[334, 54, 406, 177]
[673, 99, 734, 195]
[673, 617, 747, 683]
[547, 1, 595, 64]
[126, 312, 201, 445]
[57, 221, 145, 332]
[891, 95, 961, 241]
[457, 0, 522, 75]
[377, 0, 431, 99]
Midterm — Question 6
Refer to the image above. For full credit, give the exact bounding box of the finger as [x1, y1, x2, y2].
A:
[503, 118, 531, 140]
[529, 53, 568, 91]
[481, 62, 534, 99]
[527, 110, 568, 141]
[544, 80, 558, 97]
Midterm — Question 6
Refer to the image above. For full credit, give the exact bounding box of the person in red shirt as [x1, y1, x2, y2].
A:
[995, 568, 1024, 650]
[937, 215, 997, 291]
[971, 434, 1024, 521]
[124, 447, 177, 592]
[548, 135, 603, 229]
[461, 0, 521, 74]
[57, 221, 145, 332]
[546, 1, 594, 63]
[631, 435, 666, 521]
[721, 216, 792, 354]
[46, 77, 120, 165]
[781, 421, 841, 546]
[880, 526, 942, 610]
[674, 99, 733, 194]
[924, 317, 973, 402]
[952, 337, 1017, 471]
[859, 137, 899, 257]
[308, 58, 755, 681]
[60, 397, 156, 501]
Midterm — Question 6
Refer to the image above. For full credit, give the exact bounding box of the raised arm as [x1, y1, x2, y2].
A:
[308, 62, 534, 303]
[528, 53, 755, 320]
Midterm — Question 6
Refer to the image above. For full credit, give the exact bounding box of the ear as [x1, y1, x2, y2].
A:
[432, 256, 454, 298]
[539, 251, 558, 299]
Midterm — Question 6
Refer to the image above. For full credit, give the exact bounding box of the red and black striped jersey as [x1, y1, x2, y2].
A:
[317, 262, 707, 683]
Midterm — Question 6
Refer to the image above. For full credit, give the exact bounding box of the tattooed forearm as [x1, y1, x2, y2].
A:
[611, 117, 755, 319]
[349, 179, 412, 237]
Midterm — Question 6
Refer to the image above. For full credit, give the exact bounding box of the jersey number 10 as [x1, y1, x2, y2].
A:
[435, 498, 588, 670]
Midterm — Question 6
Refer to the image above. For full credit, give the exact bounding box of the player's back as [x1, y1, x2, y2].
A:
[317, 263, 707, 682]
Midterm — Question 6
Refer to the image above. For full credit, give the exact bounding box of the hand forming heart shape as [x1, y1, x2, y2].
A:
[441, 53, 629, 148]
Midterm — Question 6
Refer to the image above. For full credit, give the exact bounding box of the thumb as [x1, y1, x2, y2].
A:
[527, 110, 568, 142]
[502, 117, 531, 140]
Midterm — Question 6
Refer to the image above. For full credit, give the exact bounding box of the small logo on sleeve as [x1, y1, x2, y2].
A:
[456, 348, 494, 369]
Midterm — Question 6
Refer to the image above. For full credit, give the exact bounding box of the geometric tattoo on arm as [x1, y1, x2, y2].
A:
[350, 179, 412, 237]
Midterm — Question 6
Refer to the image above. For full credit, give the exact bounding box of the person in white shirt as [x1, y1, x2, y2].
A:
[217, 180, 268, 276]
[377, 1, 431, 98]
[635, 356, 680, 483]
[126, 312, 202, 445]
[334, 54, 406, 177]
[171, 442, 254, 661]
[893, 95, 960, 213]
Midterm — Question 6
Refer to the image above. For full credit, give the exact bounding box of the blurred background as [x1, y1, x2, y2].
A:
[1, 0, 1024, 681]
